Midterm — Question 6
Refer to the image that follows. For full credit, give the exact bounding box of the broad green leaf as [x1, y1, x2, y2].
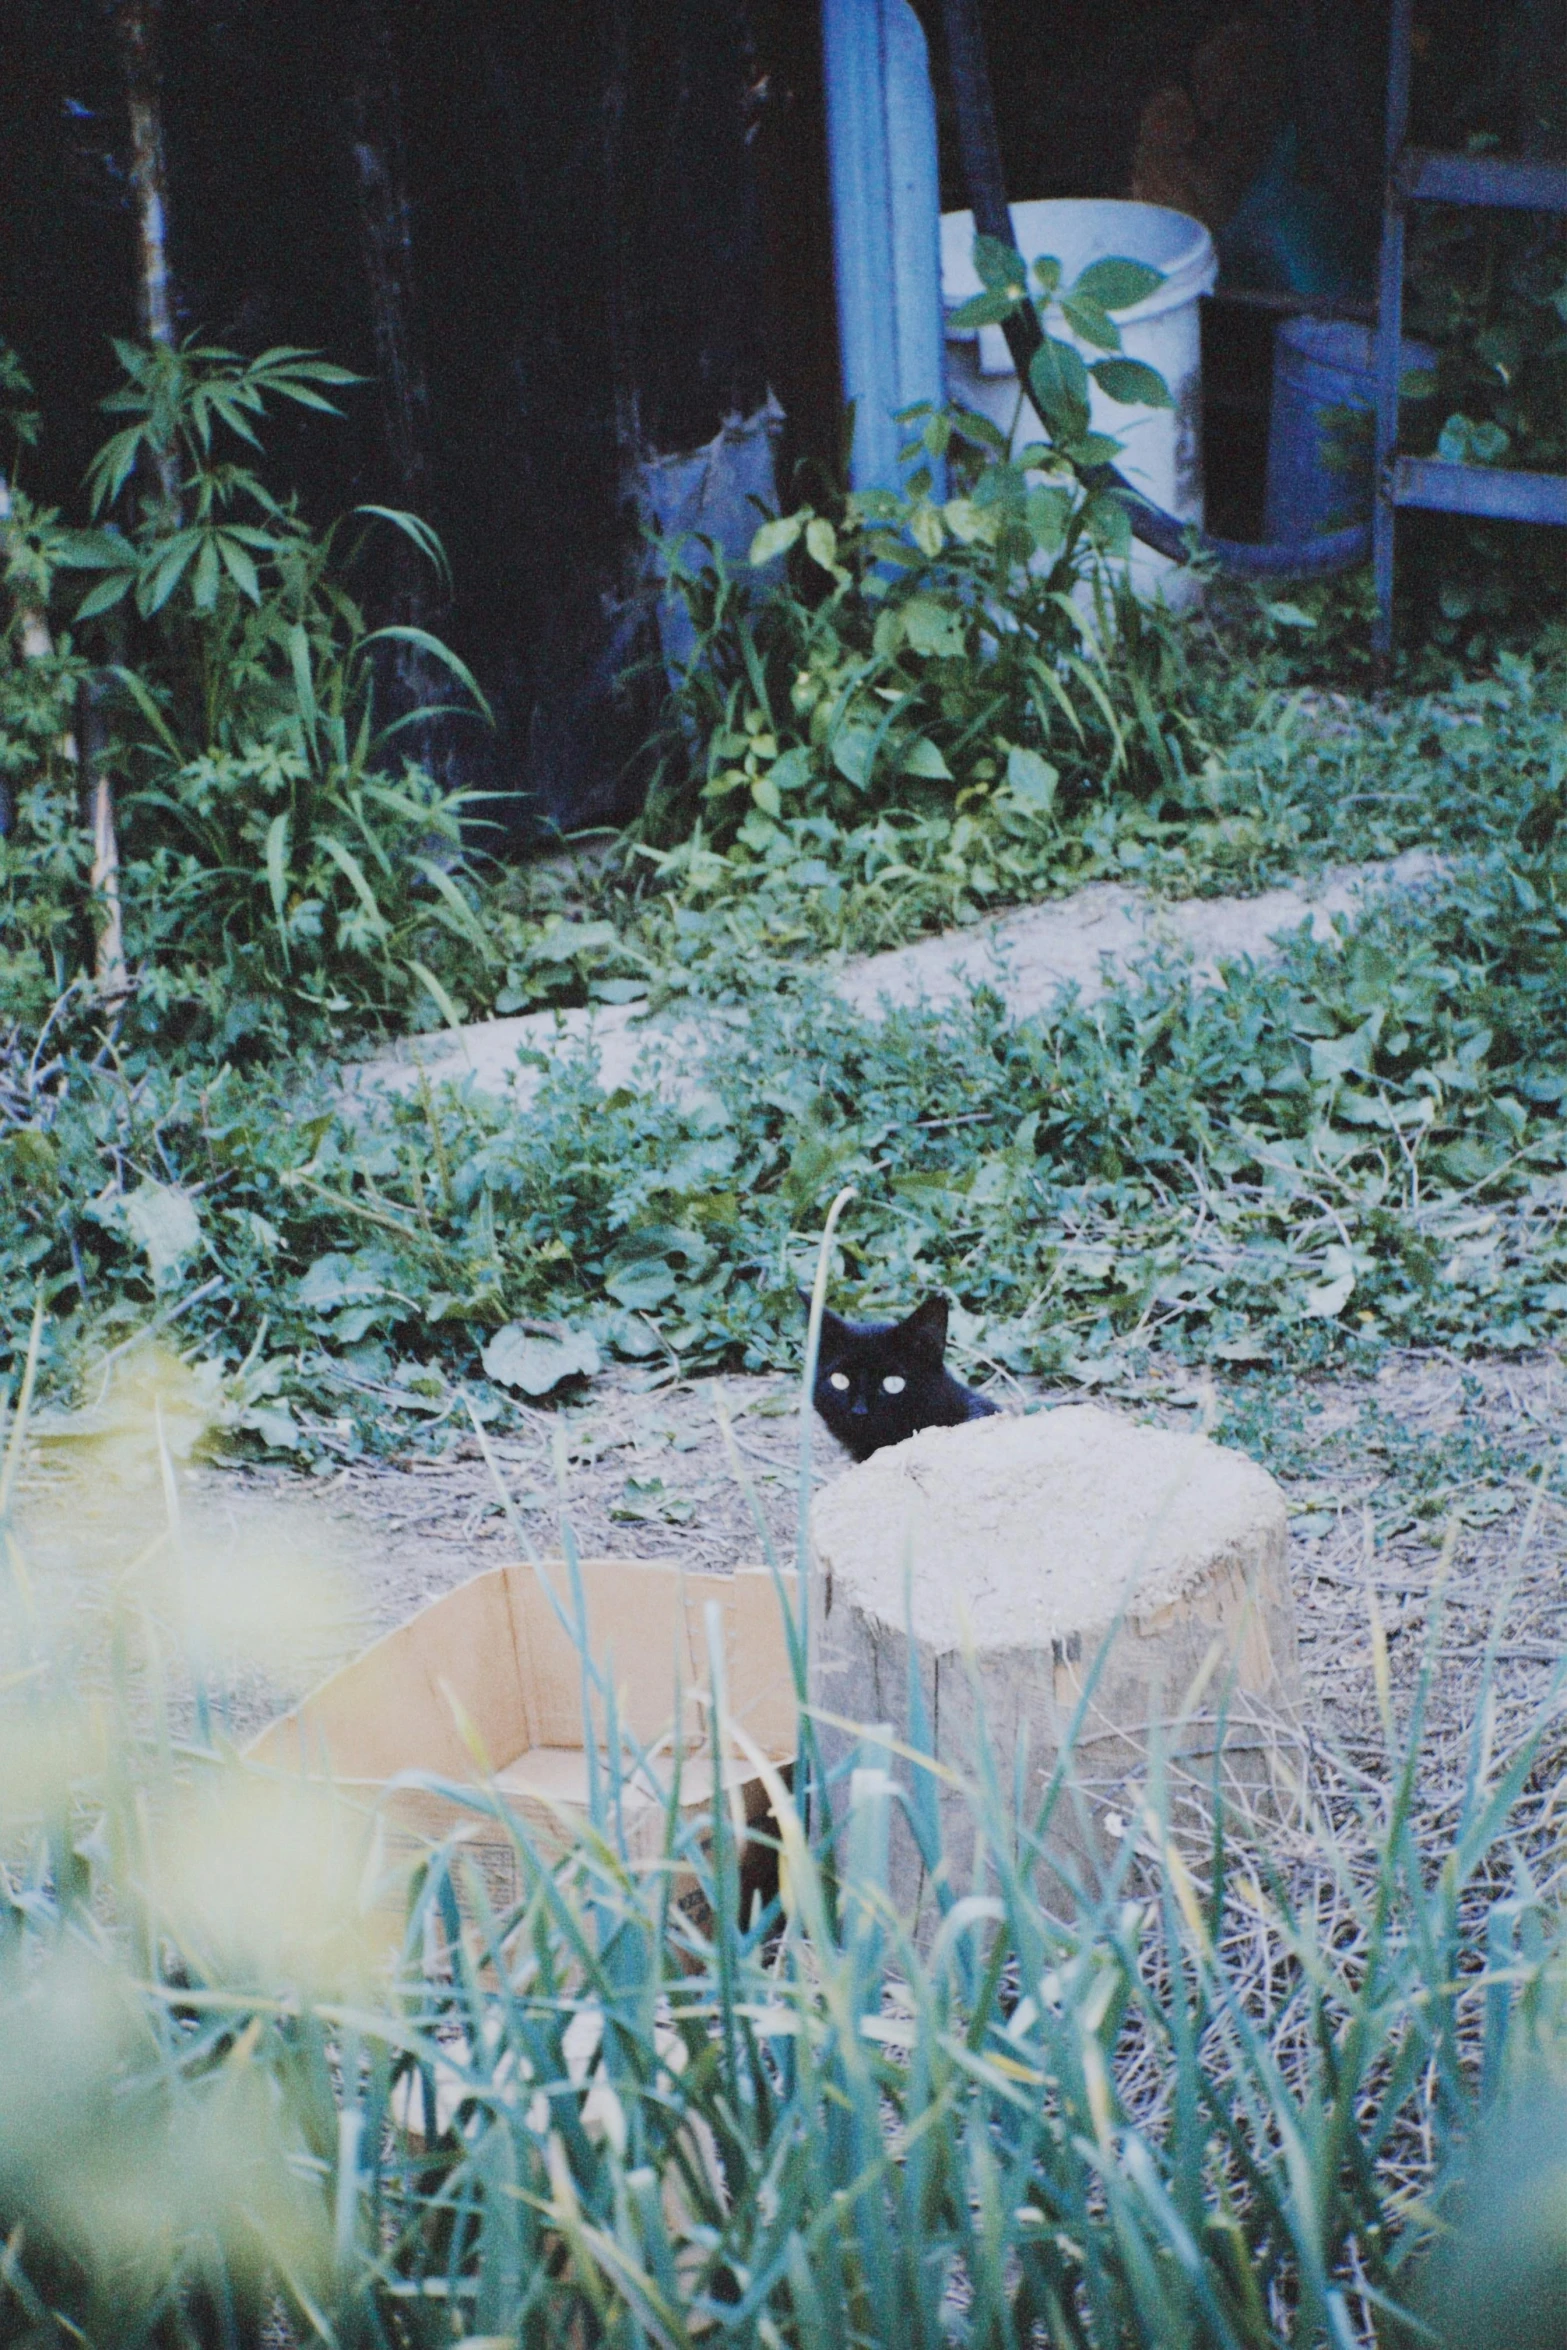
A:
[785, 1122, 862, 1210]
[1060, 293, 1121, 353]
[908, 500, 945, 557]
[972, 234, 1027, 296]
[287, 622, 318, 741]
[482, 1322, 601, 1396]
[1031, 254, 1062, 297]
[900, 598, 966, 658]
[873, 604, 903, 657]
[604, 1257, 679, 1310]
[1070, 257, 1165, 312]
[297, 1253, 389, 1312]
[831, 726, 877, 788]
[527, 918, 620, 962]
[900, 736, 952, 779]
[139, 534, 199, 616]
[1303, 1248, 1357, 1319]
[947, 288, 1023, 332]
[1025, 484, 1072, 550]
[749, 513, 804, 566]
[751, 771, 782, 817]
[123, 1181, 203, 1290]
[1006, 745, 1059, 810]
[805, 516, 840, 574]
[1310, 1016, 1383, 1084]
[239, 1401, 299, 1452]
[769, 746, 813, 794]
[1437, 413, 1511, 466]
[53, 526, 137, 570]
[1090, 357, 1173, 410]
[941, 496, 993, 546]
[950, 404, 1008, 453]
[1029, 337, 1091, 440]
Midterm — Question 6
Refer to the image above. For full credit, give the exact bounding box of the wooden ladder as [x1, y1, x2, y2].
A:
[1373, 0, 1567, 664]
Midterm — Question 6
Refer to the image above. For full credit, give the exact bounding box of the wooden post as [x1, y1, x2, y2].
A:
[76, 676, 129, 1007]
[113, 0, 176, 348]
[111, 0, 181, 514]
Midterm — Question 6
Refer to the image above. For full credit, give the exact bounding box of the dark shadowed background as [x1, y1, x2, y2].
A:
[0, 1, 1536, 838]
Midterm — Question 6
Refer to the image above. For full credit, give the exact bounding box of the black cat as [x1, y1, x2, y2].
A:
[808, 1293, 1000, 1463]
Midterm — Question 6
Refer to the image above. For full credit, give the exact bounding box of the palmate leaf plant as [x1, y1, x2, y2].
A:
[18, 336, 497, 1050]
[1, 1280, 1564, 2348]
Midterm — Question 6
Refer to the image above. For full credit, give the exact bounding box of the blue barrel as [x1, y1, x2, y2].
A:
[1264, 318, 1435, 540]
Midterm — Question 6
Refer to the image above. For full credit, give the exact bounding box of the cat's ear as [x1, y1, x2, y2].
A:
[801, 1287, 849, 1343]
[900, 1294, 949, 1359]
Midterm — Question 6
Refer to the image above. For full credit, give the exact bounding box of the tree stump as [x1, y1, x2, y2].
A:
[809, 1404, 1302, 1923]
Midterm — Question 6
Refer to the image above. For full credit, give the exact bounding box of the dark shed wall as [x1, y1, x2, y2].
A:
[0, 0, 771, 837]
[0, 2, 1547, 836]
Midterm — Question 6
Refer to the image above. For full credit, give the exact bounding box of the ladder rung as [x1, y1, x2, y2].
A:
[1392, 457, 1567, 525]
[1396, 149, 1567, 212]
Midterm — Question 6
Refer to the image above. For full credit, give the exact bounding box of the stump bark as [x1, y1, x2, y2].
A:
[809, 1404, 1302, 1923]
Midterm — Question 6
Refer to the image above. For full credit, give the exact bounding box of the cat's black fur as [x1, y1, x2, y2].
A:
[808, 1294, 999, 1462]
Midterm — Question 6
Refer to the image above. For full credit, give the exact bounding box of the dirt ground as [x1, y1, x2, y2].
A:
[199, 1344, 1566, 1783]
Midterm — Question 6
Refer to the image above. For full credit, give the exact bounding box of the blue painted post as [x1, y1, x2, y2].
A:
[821, 0, 947, 497]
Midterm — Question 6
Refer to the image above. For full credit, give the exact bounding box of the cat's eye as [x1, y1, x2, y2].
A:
[829, 1372, 850, 1391]
[881, 1374, 906, 1395]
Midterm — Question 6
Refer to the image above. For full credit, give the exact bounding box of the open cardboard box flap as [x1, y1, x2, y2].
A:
[245, 1558, 799, 1871]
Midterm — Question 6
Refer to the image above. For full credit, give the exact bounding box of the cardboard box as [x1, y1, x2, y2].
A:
[245, 1558, 799, 1927]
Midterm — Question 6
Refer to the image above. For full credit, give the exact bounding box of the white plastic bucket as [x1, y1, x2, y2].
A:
[940, 198, 1216, 606]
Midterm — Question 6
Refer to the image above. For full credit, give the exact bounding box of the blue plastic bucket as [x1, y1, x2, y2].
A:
[1264, 318, 1435, 540]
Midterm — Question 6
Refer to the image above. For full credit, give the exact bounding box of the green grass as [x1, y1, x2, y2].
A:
[1, 1306, 1563, 2348]
[5, 809, 1564, 1462]
[493, 642, 1566, 1009]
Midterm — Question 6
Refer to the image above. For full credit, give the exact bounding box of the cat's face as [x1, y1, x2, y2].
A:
[810, 1295, 950, 1463]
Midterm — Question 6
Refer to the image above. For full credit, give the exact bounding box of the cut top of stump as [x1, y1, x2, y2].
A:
[809, 1404, 1288, 1653]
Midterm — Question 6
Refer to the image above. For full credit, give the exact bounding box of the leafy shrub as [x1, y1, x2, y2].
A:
[4, 819, 1563, 1454]
[1, 338, 496, 1053]
[628, 441, 1196, 972]
[645, 436, 1176, 828]
[636, 238, 1195, 923]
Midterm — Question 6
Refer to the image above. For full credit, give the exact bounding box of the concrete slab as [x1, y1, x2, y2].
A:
[829, 849, 1441, 1019]
[347, 851, 1441, 1109]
